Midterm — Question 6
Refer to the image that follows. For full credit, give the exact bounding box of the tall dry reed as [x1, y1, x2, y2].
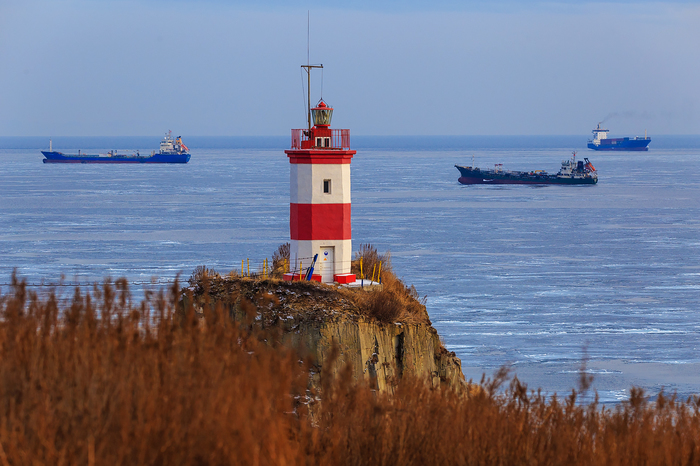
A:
[2, 273, 700, 465]
[0, 274, 310, 464]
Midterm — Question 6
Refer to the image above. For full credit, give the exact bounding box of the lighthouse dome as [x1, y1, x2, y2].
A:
[312, 100, 333, 127]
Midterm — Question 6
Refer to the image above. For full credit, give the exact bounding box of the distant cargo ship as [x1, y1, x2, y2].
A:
[587, 123, 650, 151]
[455, 152, 597, 185]
[41, 131, 191, 163]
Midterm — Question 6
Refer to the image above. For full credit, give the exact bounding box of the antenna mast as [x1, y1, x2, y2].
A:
[302, 12, 322, 133]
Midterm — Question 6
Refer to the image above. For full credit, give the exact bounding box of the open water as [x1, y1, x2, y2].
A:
[1, 135, 700, 404]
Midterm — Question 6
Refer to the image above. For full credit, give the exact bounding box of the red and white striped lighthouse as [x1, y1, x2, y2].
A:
[284, 90, 357, 284]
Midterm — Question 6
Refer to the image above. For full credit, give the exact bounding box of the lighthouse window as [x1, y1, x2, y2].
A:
[315, 137, 322, 147]
[324, 137, 331, 147]
[323, 179, 331, 194]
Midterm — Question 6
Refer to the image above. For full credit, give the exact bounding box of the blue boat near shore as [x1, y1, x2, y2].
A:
[587, 123, 651, 151]
[41, 131, 191, 163]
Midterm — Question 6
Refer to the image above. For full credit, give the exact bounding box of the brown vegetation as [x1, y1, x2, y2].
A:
[195, 244, 428, 325]
[352, 242, 389, 280]
[187, 265, 221, 287]
[349, 244, 428, 324]
[2, 274, 700, 464]
[186, 270, 431, 326]
[354, 270, 430, 324]
[271, 242, 291, 278]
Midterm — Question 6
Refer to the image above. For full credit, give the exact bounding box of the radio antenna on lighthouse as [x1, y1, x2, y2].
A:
[302, 11, 322, 133]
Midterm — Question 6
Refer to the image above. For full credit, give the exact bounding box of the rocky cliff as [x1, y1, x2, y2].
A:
[183, 277, 465, 393]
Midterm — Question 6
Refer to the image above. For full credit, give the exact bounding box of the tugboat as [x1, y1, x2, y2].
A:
[587, 123, 650, 151]
[41, 131, 191, 164]
[455, 152, 597, 185]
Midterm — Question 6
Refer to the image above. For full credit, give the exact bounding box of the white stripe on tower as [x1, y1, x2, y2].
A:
[290, 164, 351, 204]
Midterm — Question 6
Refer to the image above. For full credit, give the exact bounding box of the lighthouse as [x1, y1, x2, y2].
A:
[284, 68, 357, 284]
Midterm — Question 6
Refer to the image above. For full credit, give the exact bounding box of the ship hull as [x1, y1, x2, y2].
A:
[41, 151, 190, 164]
[455, 166, 597, 185]
[588, 137, 650, 151]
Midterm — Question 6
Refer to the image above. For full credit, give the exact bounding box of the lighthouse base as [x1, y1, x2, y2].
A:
[291, 239, 352, 284]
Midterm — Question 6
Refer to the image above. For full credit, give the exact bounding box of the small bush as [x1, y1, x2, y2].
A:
[352, 243, 391, 280]
[357, 270, 430, 324]
[362, 286, 404, 323]
[271, 242, 291, 278]
[187, 264, 219, 287]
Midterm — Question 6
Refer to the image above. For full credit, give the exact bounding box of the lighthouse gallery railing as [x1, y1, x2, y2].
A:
[290, 129, 351, 150]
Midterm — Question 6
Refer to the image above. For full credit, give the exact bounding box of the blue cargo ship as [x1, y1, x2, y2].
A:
[41, 131, 191, 163]
[587, 123, 650, 151]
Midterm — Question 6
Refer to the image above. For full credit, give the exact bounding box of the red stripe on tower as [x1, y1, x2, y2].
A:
[287, 149, 353, 164]
[290, 203, 351, 240]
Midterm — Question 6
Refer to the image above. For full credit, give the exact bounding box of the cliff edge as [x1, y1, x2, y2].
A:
[183, 276, 465, 393]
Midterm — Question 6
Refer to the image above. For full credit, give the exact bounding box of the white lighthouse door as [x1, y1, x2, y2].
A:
[319, 247, 335, 283]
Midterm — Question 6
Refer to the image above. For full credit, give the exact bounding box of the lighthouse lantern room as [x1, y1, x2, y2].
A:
[284, 66, 357, 284]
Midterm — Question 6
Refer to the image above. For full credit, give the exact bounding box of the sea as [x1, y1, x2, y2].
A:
[2, 134, 700, 404]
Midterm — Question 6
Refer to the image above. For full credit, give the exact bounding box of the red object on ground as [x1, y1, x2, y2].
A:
[333, 273, 357, 284]
[283, 273, 322, 282]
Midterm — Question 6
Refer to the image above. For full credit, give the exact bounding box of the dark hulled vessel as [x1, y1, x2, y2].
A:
[455, 153, 597, 185]
[41, 131, 191, 164]
[587, 123, 650, 151]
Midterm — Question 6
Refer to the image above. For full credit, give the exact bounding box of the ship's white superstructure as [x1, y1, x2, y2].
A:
[159, 131, 189, 155]
[557, 152, 596, 181]
[590, 123, 609, 147]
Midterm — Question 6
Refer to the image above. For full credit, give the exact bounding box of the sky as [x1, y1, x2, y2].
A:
[0, 0, 699, 136]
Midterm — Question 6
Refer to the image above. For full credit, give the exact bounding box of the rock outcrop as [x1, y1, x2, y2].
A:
[286, 319, 464, 393]
[183, 278, 465, 393]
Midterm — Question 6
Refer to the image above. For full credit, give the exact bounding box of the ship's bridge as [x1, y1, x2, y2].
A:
[592, 123, 609, 142]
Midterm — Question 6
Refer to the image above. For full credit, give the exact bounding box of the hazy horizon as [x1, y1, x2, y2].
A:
[1, 0, 698, 136]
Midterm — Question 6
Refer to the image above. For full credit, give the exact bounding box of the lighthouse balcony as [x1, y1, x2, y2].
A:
[291, 129, 351, 150]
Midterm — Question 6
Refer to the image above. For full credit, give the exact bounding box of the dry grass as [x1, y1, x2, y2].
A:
[315, 371, 700, 465]
[2, 274, 700, 465]
[352, 243, 390, 280]
[0, 274, 310, 464]
[187, 265, 221, 287]
[271, 242, 290, 279]
[350, 244, 430, 324]
[355, 270, 431, 325]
